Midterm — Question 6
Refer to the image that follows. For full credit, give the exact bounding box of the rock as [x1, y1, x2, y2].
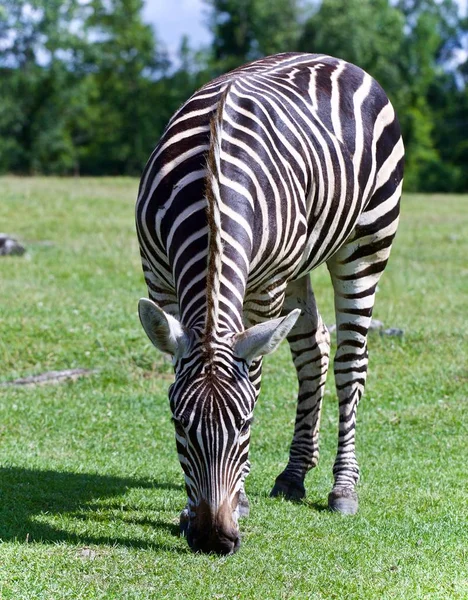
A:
[380, 328, 404, 337]
[1, 369, 96, 387]
[368, 319, 384, 331]
[0, 234, 26, 256]
[79, 547, 96, 560]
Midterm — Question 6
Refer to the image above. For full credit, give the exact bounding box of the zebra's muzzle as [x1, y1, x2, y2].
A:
[181, 499, 241, 555]
[186, 524, 240, 555]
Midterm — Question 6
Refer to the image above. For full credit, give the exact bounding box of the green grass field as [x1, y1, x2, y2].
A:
[0, 177, 467, 599]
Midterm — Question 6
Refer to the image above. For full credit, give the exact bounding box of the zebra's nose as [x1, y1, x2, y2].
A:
[187, 525, 241, 555]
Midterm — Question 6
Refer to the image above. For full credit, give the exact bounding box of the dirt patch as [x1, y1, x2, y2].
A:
[1, 369, 97, 387]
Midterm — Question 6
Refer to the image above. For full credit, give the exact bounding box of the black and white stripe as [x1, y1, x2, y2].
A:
[136, 52, 404, 553]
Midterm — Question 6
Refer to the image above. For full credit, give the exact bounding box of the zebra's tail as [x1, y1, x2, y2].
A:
[204, 83, 232, 339]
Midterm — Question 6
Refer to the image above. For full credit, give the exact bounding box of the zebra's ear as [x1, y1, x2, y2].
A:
[233, 309, 301, 364]
[138, 298, 187, 356]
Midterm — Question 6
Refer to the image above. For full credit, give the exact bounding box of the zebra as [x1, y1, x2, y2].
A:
[136, 52, 404, 555]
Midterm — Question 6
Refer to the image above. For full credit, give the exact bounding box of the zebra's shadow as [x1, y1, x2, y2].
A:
[0, 466, 187, 552]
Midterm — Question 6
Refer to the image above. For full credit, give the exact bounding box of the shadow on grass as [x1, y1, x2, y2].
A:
[0, 467, 188, 552]
[307, 500, 330, 512]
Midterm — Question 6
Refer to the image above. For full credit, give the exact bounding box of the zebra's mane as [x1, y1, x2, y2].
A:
[204, 83, 232, 347]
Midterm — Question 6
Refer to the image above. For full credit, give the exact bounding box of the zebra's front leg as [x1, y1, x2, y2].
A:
[237, 357, 263, 518]
[237, 459, 251, 518]
[270, 276, 330, 500]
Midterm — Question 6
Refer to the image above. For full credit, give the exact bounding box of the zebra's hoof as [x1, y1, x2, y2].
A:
[328, 488, 358, 515]
[238, 489, 250, 518]
[270, 475, 305, 501]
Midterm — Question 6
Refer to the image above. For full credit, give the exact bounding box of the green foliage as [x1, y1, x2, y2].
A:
[79, 0, 168, 175]
[297, 0, 466, 192]
[0, 0, 173, 175]
[0, 0, 92, 173]
[1, 177, 467, 598]
[299, 0, 405, 89]
[0, 0, 467, 190]
[205, 0, 304, 72]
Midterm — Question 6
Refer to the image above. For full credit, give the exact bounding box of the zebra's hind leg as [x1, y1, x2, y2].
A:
[270, 276, 331, 501]
[326, 215, 399, 514]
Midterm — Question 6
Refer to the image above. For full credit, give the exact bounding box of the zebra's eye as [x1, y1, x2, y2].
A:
[172, 417, 186, 435]
[239, 418, 252, 434]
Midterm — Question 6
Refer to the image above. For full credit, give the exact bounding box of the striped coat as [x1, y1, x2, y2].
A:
[136, 53, 404, 554]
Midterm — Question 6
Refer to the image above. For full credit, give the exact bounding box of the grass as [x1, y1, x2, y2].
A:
[0, 176, 467, 599]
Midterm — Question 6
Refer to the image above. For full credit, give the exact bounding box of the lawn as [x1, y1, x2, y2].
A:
[0, 177, 467, 599]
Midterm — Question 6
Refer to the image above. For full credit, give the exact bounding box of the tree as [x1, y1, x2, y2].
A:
[78, 0, 169, 174]
[1, 0, 467, 190]
[395, 0, 463, 190]
[0, 0, 93, 173]
[298, 0, 465, 192]
[205, 0, 304, 74]
[0, 0, 170, 175]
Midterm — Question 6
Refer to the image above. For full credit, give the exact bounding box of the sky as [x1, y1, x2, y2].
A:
[143, 0, 211, 58]
[144, 0, 468, 61]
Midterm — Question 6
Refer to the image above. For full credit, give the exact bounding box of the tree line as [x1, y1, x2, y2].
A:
[1, 0, 467, 192]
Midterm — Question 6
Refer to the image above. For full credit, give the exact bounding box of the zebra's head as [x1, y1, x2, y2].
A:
[139, 298, 300, 554]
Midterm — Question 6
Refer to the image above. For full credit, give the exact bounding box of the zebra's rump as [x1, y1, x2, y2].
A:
[136, 53, 403, 327]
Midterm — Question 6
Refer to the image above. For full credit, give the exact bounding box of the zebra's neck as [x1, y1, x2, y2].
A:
[204, 90, 225, 341]
[203, 83, 245, 348]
